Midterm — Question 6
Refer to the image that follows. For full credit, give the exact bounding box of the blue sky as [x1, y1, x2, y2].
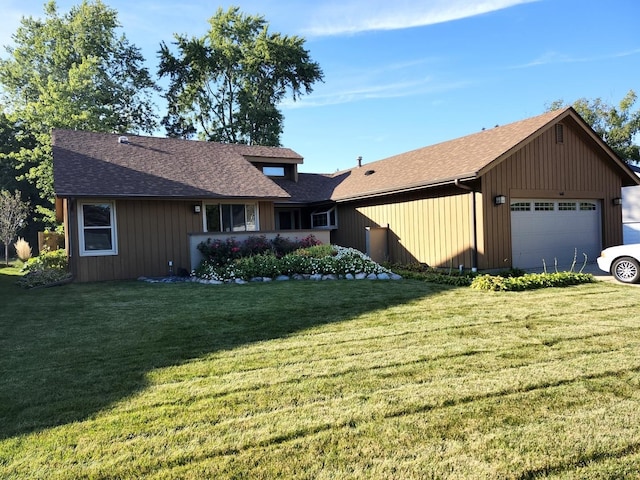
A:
[2, 0, 639, 173]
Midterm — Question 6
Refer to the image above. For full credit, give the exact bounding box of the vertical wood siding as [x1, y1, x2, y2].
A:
[333, 188, 474, 267]
[71, 199, 203, 282]
[259, 201, 275, 231]
[479, 120, 624, 269]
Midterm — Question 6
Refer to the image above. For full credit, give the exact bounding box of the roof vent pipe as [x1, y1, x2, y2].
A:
[357, 156, 362, 168]
[118, 135, 129, 144]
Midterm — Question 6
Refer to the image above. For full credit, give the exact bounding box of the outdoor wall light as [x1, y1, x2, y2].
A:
[494, 195, 506, 205]
[193, 204, 201, 214]
[612, 197, 622, 206]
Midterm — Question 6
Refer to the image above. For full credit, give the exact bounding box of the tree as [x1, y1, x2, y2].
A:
[0, 190, 30, 266]
[548, 90, 640, 164]
[0, 0, 159, 225]
[158, 6, 323, 145]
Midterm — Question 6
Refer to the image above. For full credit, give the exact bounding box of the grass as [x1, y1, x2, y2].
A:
[1, 269, 640, 478]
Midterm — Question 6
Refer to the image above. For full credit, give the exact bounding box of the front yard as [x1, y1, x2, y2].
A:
[1, 269, 639, 478]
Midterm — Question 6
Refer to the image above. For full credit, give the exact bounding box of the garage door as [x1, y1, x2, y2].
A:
[510, 199, 601, 269]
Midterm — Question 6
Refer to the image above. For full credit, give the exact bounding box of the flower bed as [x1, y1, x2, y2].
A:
[192, 241, 401, 283]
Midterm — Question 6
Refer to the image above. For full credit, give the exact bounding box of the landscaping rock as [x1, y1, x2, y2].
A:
[310, 274, 323, 281]
[355, 273, 367, 280]
[366, 273, 378, 280]
[275, 275, 290, 281]
[345, 273, 355, 280]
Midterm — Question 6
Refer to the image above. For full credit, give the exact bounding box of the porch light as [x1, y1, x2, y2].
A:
[494, 195, 506, 206]
[612, 197, 622, 206]
[193, 204, 201, 214]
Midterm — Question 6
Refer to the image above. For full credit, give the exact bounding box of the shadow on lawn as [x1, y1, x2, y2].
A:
[0, 274, 440, 440]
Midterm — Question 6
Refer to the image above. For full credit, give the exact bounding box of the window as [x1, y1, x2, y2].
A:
[580, 202, 597, 211]
[262, 166, 285, 177]
[558, 202, 577, 211]
[311, 206, 337, 229]
[510, 202, 531, 212]
[534, 202, 555, 211]
[205, 203, 258, 232]
[78, 201, 117, 256]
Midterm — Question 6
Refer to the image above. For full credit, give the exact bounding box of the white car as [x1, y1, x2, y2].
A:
[597, 244, 640, 283]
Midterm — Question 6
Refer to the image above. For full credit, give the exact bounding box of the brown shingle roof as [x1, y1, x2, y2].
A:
[53, 129, 300, 199]
[327, 108, 572, 201]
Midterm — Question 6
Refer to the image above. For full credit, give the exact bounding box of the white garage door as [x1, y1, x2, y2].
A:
[511, 199, 601, 269]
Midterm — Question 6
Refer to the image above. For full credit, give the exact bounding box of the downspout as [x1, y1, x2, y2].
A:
[454, 179, 478, 270]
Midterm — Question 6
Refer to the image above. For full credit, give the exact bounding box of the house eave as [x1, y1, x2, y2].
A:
[331, 174, 478, 203]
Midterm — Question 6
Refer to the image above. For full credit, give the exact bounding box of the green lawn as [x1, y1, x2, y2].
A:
[1, 270, 639, 479]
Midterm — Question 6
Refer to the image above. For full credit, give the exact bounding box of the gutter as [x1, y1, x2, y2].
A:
[454, 178, 478, 270]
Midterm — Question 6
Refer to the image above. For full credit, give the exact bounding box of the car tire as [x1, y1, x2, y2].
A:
[611, 256, 640, 284]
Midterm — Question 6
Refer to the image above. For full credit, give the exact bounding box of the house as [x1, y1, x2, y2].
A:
[275, 107, 640, 270]
[52, 130, 330, 282]
[52, 107, 640, 281]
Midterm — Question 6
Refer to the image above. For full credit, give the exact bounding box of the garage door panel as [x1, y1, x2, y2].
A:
[511, 199, 601, 269]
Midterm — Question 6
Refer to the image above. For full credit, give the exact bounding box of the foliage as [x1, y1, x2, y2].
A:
[0, 0, 159, 225]
[0, 189, 30, 265]
[13, 237, 31, 261]
[471, 271, 594, 291]
[158, 6, 323, 145]
[194, 244, 393, 281]
[197, 234, 321, 267]
[548, 89, 640, 163]
[18, 247, 70, 288]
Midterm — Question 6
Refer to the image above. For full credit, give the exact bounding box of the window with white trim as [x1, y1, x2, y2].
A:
[78, 201, 118, 256]
[205, 203, 258, 232]
[311, 206, 337, 229]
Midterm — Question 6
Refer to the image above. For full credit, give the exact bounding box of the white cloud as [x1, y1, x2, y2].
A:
[512, 48, 640, 69]
[282, 75, 470, 109]
[301, 0, 539, 36]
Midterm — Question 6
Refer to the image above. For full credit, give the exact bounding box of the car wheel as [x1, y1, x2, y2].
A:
[611, 257, 640, 283]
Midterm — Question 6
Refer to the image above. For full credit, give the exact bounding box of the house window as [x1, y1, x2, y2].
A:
[262, 166, 285, 177]
[311, 206, 337, 229]
[78, 201, 117, 256]
[580, 202, 597, 211]
[205, 203, 258, 232]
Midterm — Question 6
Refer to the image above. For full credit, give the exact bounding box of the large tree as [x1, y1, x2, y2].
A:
[0, 0, 159, 225]
[158, 6, 323, 146]
[548, 90, 640, 164]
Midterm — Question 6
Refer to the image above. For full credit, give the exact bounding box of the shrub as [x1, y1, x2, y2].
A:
[18, 248, 71, 288]
[13, 237, 32, 261]
[197, 238, 242, 267]
[471, 272, 594, 291]
[22, 248, 68, 272]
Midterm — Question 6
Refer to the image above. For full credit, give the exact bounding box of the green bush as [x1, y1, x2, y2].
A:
[22, 248, 68, 272]
[471, 272, 594, 291]
[18, 248, 71, 289]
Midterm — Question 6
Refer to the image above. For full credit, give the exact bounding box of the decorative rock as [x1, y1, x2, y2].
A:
[310, 274, 323, 281]
[275, 275, 290, 281]
[391, 274, 403, 280]
[355, 272, 367, 280]
[234, 278, 247, 284]
[322, 274, 337, 281]
[208, 279, 223, 285]
[250, 277, 263, 282]
[292, 274, 305, 280]
[262, 277, 273, 282]
[345, 273, 355, 280]
[367, 273, 378, 280]
[377, 272, 391, 280]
